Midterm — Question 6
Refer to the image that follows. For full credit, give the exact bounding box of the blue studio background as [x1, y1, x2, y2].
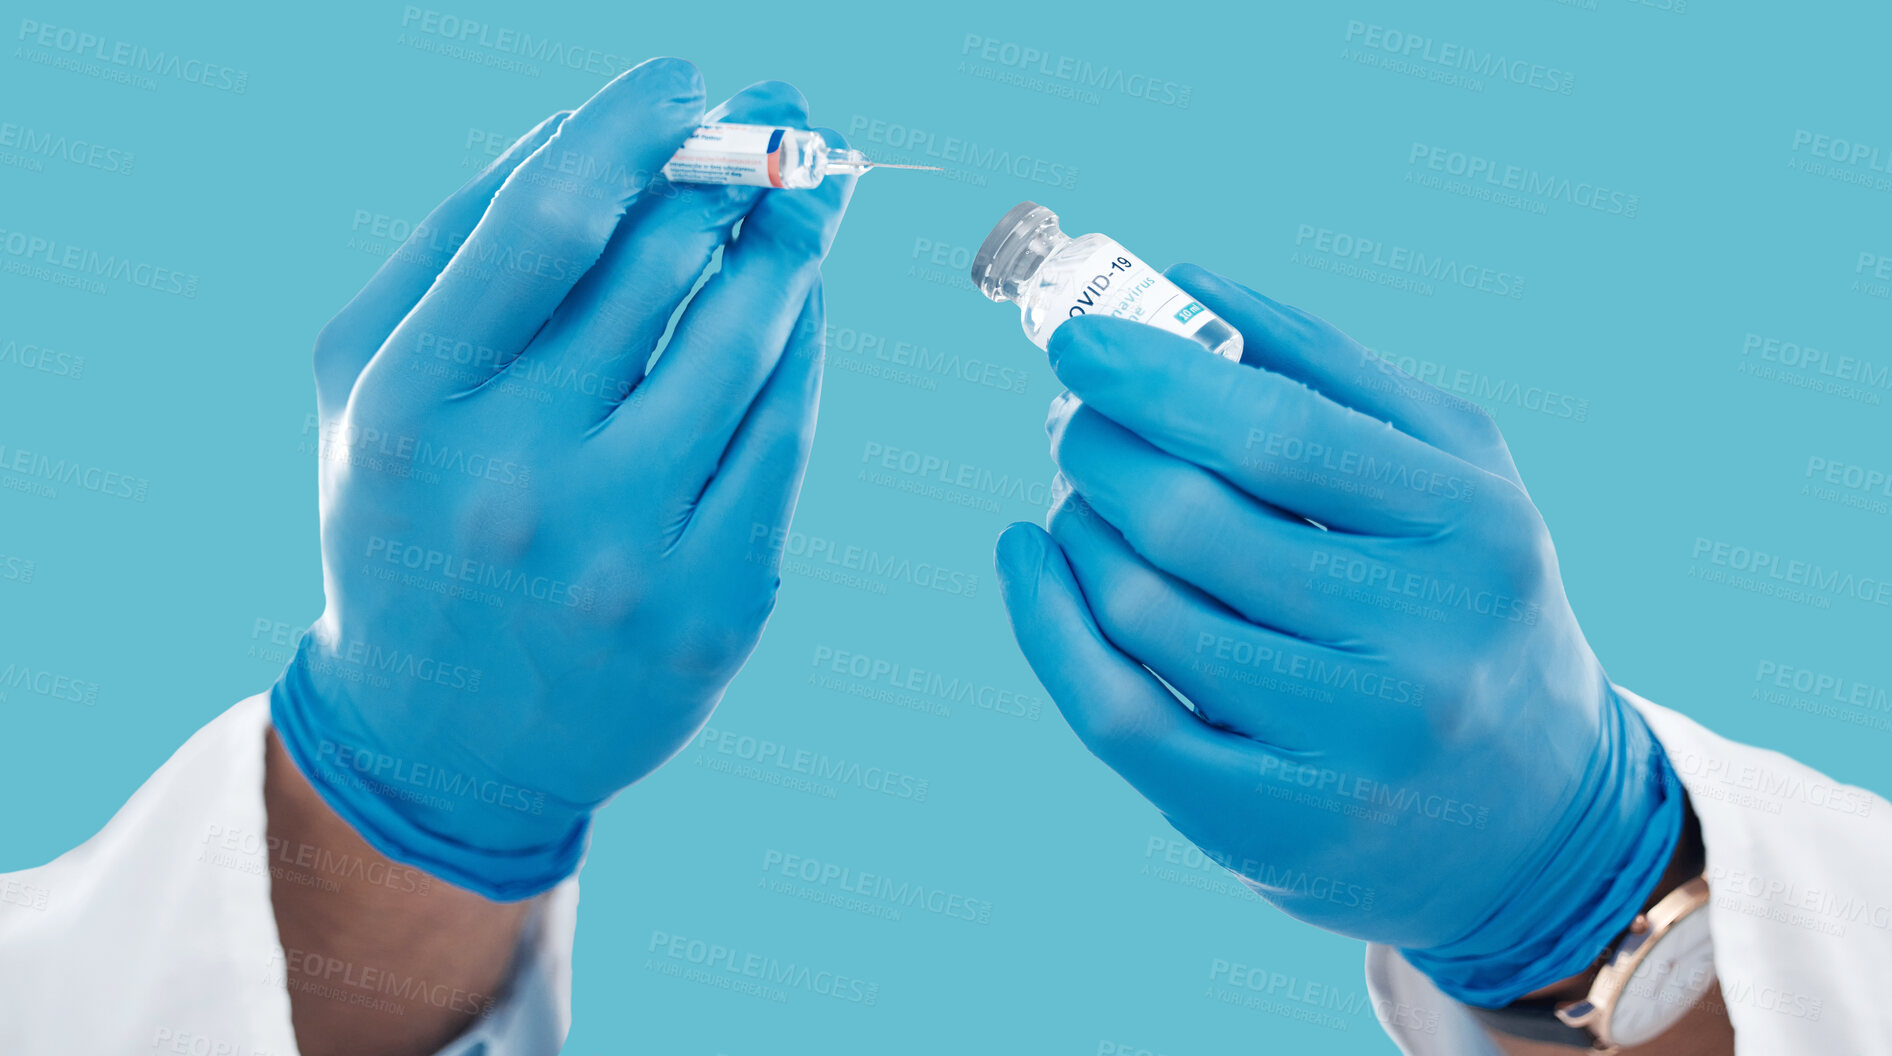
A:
[4, 2, 1889, 1052]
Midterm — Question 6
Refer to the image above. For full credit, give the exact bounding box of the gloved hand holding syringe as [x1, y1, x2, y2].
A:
[663, 122, 940, 188]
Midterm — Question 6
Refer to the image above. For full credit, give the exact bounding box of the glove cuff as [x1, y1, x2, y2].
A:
[269, 639, 591, 902]
[1401, 684, 1684, 1008]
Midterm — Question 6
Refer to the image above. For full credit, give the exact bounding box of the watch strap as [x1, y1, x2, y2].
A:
[1468, 999, 1599, 1048]
[1468, 796, 1707, 1051]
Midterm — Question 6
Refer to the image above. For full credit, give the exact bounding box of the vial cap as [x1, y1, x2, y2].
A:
[971, 201, 1059, 303]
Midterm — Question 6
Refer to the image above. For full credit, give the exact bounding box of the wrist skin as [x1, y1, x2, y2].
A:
[264, 726, 540, 1056]
[1483, 800, 1732, 1056]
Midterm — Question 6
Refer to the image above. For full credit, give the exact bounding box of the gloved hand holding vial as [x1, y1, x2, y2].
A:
[988, 260, 1692, 1017]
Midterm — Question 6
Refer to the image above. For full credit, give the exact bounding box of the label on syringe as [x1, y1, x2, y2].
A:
[663, 123, 788, 188]
[1059, 243, 1237, 361]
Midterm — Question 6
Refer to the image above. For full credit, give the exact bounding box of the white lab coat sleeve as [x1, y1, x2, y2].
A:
[0, 694, 579, 1056]
[1363, 688, 1892, 1055]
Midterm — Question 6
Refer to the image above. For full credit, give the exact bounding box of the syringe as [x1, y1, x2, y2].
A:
[662, 123, 941, 189]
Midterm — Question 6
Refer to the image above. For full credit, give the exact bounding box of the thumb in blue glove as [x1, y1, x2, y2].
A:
[994, 265, 1682, 1007]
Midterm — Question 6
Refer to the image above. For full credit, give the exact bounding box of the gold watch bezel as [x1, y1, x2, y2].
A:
[1554, 876, 1713, 1052]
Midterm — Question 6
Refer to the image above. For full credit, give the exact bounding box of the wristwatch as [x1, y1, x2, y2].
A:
[1470, 875, 1715, 1052]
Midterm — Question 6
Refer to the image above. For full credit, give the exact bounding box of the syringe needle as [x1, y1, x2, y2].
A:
[816, 152, 944, 178]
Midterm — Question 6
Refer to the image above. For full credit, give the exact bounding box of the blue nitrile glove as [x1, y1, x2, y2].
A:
[993, 265, 1681, 1007]
[270, 61, 855, 901]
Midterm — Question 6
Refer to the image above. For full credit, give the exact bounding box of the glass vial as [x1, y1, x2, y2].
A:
[662, 123, 867, 189]
[971, 201, 1243, 362]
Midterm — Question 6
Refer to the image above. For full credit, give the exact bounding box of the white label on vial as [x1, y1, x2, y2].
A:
[1059, 243, 1235, 360]
[662, 123, 786, 187]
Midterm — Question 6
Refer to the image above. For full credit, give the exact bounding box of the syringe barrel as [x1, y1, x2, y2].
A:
[662, 123, 829, 189]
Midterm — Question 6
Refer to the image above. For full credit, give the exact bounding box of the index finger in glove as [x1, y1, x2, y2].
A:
[994, 522, 1288, 815]
[610, 127, 854, 494]
[313, 110, 569, 420]
[1166, 264, 1522, 486]
[364, 57, 706, 403]
[510, 81, 814, 424]
[1047, 315, 1489, 536]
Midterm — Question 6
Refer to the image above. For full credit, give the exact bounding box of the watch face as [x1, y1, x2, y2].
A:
[1610, 910, 1716, 1046]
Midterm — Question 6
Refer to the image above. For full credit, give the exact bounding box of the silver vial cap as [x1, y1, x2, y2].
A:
[971, 201, 1062, 303]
